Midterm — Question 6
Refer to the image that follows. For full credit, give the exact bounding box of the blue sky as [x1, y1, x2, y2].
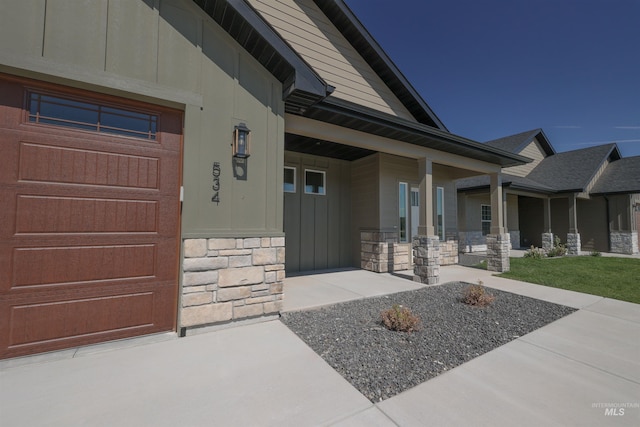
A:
[344, 0, 640, 157]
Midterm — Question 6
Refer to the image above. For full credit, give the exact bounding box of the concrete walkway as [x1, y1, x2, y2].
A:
[1, 267, 639, 426]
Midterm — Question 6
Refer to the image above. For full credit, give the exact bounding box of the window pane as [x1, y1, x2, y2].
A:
[399, 183, 408, 242]
[305, 170, 325, 195]
[436, 187, 444, 240]
[284, 167, 296, 193]
[27, 91, 157, 140]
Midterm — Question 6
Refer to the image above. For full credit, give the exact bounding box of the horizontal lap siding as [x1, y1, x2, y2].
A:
[249, 0, 415, 120]
[504, 139, 547, 177]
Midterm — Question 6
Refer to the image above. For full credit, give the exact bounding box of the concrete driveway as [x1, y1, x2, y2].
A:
[1, 267, 639, 426]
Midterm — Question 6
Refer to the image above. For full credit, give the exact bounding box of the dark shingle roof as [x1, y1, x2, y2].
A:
[485, 129, 555, 156]
[526, 144, 621, 192]
[590, 156, 640, 195]
[456, 173, 555, 193]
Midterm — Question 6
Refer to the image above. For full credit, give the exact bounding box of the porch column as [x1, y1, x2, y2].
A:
[541, 197, 554, 252]
[413, 158, 440, 285]
[486, 173, 510, 272]
[567, 193, 581, 254]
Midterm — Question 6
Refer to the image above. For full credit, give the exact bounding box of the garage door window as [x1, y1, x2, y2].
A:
[27, 92, 158, 140]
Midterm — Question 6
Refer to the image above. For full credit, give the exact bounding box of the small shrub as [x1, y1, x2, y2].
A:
[590, 250, 602, 257]
[547, 236, 567, 257]
[524, 246, 546, 259]
[462, 281, 495, 307]
[381, 304, 421, 332]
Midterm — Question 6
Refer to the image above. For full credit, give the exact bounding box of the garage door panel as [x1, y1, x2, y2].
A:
[12, 244, 156, 287]
[16, 195, 159, 234]
[18, 142, 161, 190]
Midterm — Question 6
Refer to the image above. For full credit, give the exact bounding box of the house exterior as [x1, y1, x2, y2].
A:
[457, 129, 640, 255]
[0, 0, 527, 360]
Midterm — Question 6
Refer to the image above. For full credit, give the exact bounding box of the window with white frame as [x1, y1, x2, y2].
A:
[304, 169, 325, 195]
[436, 187, 445, 240]
[481, 204, 491, 236]
[284, 166, 296, 193]
[399, 182, 408, 242]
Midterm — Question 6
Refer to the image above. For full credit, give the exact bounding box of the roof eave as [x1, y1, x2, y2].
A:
[313, 0, 447, 130]
[305, 97, 531, 167]
[193, 0, 331, 111]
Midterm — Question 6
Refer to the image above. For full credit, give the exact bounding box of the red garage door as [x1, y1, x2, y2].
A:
[0, 74, 182, 359]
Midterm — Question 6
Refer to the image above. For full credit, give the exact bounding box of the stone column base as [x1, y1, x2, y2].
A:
[541, 233, 554, 252]
[567, 233, 581, 255]
[413, 235, 440, 285]
[487, 234, 510, 272]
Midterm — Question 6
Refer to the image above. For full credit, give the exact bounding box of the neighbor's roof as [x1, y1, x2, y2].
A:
[457, 142, 627, 194]
[485, 129, 555, 156]
[590, 156, 640, 195]
[526, 144, 621, 192]
[456, 173, 556, 194]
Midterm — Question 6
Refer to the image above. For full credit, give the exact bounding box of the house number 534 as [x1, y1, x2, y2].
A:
[212, 162, 221, 205]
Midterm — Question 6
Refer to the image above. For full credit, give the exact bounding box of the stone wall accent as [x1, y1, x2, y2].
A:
[180, 237, 285, 329]
[413, 236, 440, 285]
[486, 234, 510, 272]
[458, 231, 487, 253]
[391, 243, 411, 271]
[610, 231, 639, 255]
[541, 233, 554, 252]
[566, 233, 581, 255]
[439, 240, 459, 266]
[361, 230, 398, 273]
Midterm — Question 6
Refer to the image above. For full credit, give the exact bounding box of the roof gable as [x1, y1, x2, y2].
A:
[526, 144, 621, 192]
[591, 156, 640, 195]
[246, 0, 445, 129]
[485, 129, 555, 156]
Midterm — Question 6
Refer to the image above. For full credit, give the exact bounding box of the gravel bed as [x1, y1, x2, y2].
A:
[280, 281, 576, 402]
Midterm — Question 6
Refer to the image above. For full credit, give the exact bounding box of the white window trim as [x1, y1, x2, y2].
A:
[399, 182, 408, 243]
[481, 204, 492, 235]
[436, 186, 445, 240]
[284, 166, 296, 193]
[304, 169, 326, 195]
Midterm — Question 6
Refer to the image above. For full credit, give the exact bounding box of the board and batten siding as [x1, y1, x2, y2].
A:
[0, 0, 286, 238]
[503, 138, 547, 177]
[248, 0, 415, 120]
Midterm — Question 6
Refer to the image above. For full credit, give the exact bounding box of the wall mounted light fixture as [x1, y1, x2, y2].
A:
[232, 123, 251, 158]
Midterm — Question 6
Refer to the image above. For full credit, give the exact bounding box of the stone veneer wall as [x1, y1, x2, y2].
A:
[486, 234, 510, 272]
[180, 237, 285, 329]
[458, 231, 487, 253]
[361, 230, 398, 273]
[610, 231, 639, 255]
[566, 233, 581, 255]
[413, 236, 440, 284]
[439, 240, 459, 265]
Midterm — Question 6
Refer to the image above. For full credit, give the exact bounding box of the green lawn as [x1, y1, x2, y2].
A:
[497, 256, 640, 304]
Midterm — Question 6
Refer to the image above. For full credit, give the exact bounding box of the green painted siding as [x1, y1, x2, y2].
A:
[284, 152, 351, 272]
[0, 0, 285, 237]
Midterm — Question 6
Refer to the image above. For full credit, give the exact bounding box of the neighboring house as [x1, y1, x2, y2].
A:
[0, 0, 526, 359]
[457, 129, 640, 255]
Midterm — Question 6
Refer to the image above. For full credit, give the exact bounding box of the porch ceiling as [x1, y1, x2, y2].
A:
[285, 133, 375, 161]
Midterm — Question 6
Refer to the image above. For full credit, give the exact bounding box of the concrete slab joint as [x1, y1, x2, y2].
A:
[413, 235, 440, 285]
[486, 233, 510, 272]
[180, 237, 285, 329]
